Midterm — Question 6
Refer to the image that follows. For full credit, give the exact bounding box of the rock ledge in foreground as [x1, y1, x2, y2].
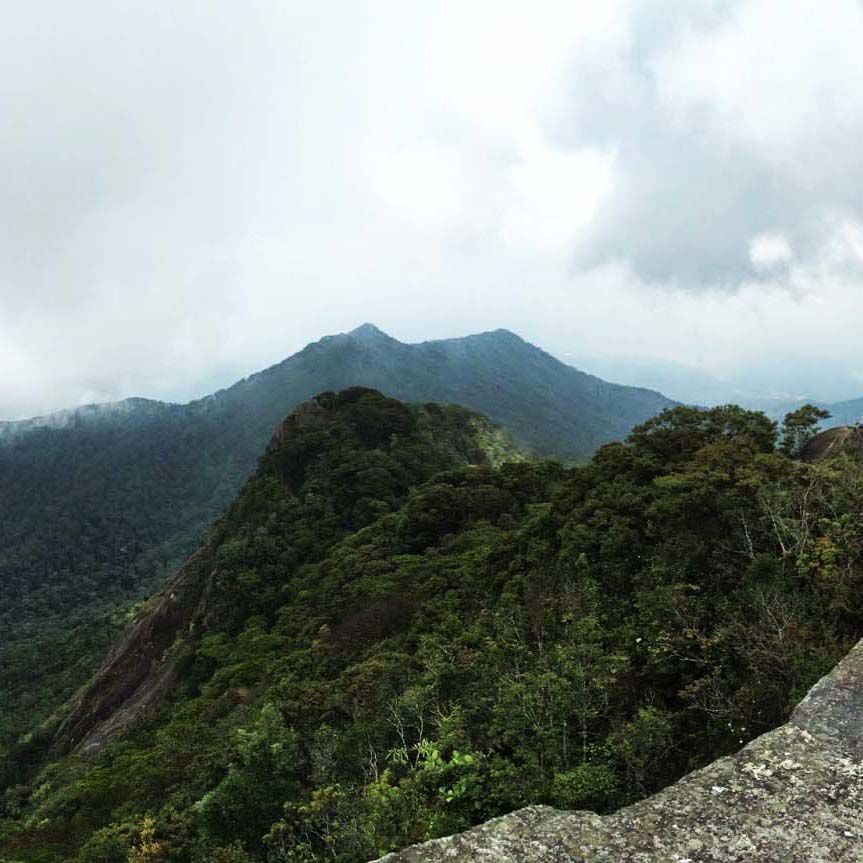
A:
[376, 640, 863, 863]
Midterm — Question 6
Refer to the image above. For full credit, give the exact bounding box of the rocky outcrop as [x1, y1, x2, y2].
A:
[51, 547, 215, 757]
[376, 640, 863, 862]
[49, 394, 353, 759]
[801, 425, 863, 462]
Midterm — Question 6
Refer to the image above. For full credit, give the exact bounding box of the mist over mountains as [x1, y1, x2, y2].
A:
[4, 3, 863, 860]
[573, 353, 863, 415]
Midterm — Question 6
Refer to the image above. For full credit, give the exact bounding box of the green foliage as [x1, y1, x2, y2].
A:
[196, 706, 301, 851]
[3, 398, 863, 863]
[550, 763, 617, 809]
[75, 823, 134, 863]
[207, 843, 255, 863]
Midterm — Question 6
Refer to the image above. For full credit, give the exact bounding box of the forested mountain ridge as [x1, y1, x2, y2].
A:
[0, 325, 673, 457]
[0, 326, 673, 756]
[2, 393, 861, 863]
[50, 390, 519, 759]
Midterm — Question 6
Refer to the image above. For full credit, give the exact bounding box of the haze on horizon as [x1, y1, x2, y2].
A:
[3, 0, 863, 419]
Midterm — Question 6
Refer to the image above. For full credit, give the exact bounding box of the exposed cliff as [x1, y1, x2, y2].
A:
[50, 547, 214, 757]
[801, 425, 863, 463]
[377, 640, 863, 862]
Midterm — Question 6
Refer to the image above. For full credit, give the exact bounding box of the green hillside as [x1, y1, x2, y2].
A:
[2, 391, 861, 863]
[0, 327, 673, 756]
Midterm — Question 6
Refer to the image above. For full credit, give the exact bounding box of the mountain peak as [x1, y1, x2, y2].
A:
[346, 322, 393, 342]
[476, 328, 526, 344]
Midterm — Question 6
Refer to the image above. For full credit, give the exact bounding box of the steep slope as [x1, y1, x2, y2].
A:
[378, 640, 863, 863]
[3, 400, 862, 863]
[0, 326, 672, 753]
[801, 425, 863, 462]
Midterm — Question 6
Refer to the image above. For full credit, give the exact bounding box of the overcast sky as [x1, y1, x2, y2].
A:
[3, 0, 863, 418]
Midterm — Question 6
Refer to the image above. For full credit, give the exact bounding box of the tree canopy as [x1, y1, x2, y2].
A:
[2, 396, 862, 863]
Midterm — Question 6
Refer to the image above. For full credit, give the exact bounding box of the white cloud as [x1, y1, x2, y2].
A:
[749, 232, 792, 272]
[654, 0, 863, 180]
[1, 0, 863, 416]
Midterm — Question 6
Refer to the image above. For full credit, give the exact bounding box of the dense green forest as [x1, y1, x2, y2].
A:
[0, 327, 673, 756]
[1, 389, 859, 863]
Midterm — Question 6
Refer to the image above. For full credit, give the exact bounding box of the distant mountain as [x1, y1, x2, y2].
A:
[754, 395, 863, 426]
[206, 324, 675, 460]
[1, 326, 674, 458]
[822, 395, 863, 427]
[567, 353, 822, 410]
[0, 325, 674, 752]
[569, 354, 762, 406]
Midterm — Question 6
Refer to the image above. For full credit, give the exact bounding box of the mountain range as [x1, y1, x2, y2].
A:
[2, 388, 859, 863]
[821, 395, 863, 426]
[1, 324, 674, 456]
[0, 325, 674, 754]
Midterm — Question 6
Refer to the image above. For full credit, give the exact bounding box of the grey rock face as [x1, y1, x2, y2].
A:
[376, 640, 863, 863]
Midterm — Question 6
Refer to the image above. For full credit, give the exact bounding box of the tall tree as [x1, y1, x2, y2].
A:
[780, 405, 831, 457]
